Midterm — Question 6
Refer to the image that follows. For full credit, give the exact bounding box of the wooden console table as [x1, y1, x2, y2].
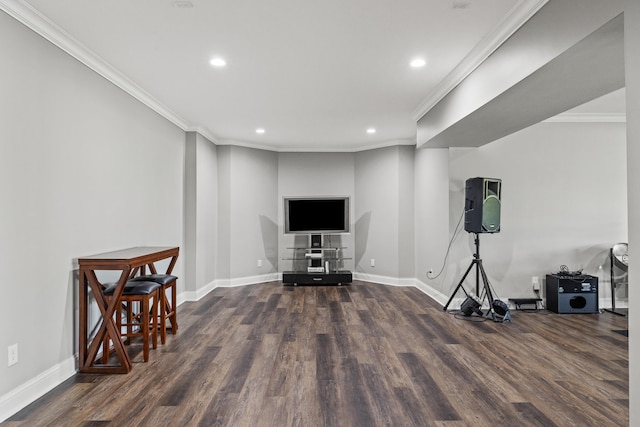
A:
[78, 246, 179, 373]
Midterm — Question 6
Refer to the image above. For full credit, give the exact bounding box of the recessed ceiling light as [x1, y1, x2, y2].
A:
[209, 57, 226, 67]
[366, 128, 376, 134]
[171, 1, 194, 8]
[451, 2, 471, 9]
[256, 128, 265, 134]
[410, 58, 426, 68]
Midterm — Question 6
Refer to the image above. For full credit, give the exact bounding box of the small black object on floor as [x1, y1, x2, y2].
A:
[509, 298, 542, 310]
[613, 329, 628, 337]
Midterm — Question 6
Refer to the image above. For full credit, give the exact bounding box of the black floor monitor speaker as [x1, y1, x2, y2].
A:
[464, 177, 501, 233]
[545, 274, 599, 314]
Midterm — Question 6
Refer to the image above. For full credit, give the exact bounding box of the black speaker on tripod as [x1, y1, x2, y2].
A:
[464, 177, 501, 234]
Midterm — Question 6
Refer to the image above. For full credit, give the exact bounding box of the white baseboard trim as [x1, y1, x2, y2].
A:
[413, 278, 454, 307]
[0, 356, 77, 423]
[353, 274, 465, 310]
[215, 273, 281, 288]
[352, 272, 416, 287]
[180, 279, 218, 303]
[179, 273, 282, 303]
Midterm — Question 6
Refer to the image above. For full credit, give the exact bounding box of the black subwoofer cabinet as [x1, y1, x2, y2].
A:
[282, 271, 352, 286]
[545, 274, 599, 314]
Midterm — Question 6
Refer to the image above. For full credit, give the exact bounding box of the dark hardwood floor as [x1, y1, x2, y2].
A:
[3, 281, 628, 426]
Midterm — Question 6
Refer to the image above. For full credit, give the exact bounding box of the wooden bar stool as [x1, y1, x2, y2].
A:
[102, 281, 160, 363]
[130, 274, 178, 344]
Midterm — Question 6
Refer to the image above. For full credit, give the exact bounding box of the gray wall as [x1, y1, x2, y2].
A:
[218, 146, 278, 283]
[184, 132, 219, 300]
[217, 146, 232, 281]
[196, 134, 219, 290]
[624, 0, 640, 423]
[397, 146, 416, 278]
[0, 8, 184, 404]
[184, 132, 198, 295]
[414, 148, 451, 299]
[355, 147, 399, 278]
[354, 146, 415, 280]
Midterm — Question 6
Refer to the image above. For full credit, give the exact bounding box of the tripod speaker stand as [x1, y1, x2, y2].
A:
[443, 233, 510, 322]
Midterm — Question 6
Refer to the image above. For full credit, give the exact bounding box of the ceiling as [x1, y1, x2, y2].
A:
[4, 0, 621, 152]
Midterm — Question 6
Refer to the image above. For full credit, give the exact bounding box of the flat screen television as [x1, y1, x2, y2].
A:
[284, 197, 350, 234]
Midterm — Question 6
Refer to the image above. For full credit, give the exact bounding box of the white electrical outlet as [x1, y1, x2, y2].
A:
[532, 276, 540, 291]
[257, 259, 263, 268]
[8, 344, 18, 367]
[370, 258, 375, 267]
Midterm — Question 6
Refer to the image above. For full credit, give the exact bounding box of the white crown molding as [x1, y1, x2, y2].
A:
[0, 0, 191, 131]
[412, 0, 549, 121]
[349, 138, 417, 152]
[216, 138, 284, 152]
[543, 113, 626, 123]
[217, 138, 417, 153]
[279, 138, 416, 153]
[186, 126, 220, 145]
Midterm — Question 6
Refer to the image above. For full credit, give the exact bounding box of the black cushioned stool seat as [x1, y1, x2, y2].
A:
[130, 274, 178, 344]
[101, 280, 160, 363]
[103, 280, 161, 296]
[130, 274, 177, 286]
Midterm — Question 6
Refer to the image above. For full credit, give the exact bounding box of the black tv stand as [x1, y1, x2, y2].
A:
[282, 270, 352, 286]
[282, 234, 352, 286]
